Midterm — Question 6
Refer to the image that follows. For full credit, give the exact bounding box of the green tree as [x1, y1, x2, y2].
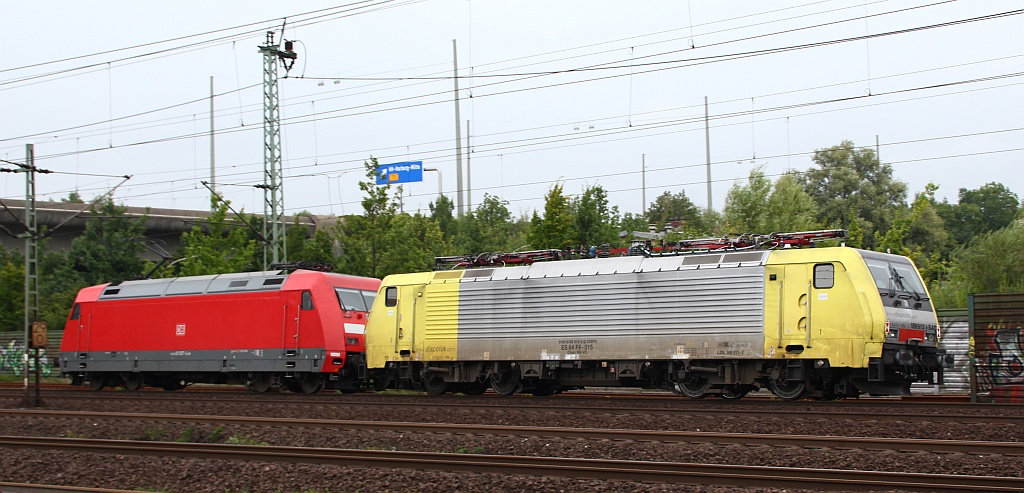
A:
[428, 195, 457, 245]
[454, 194, 523, 254]
[802, 140, 907, 249]
[571, 184, 619, 247]
[936, 182, 1020, 247]
[723, 167, 772, 233]
[930, 215, 1024, 308]
[646, 190, 699, 226]
[619, 212, 648, 236]
[960, 182, 1020, 232]
[528, 183, 575, 250]
[0, 246, 23, 332]
[378, 213, 446, 274]
[60, 191, 84, 203]
[723, 168, 817, 234]
[336, 157, 400, 278]
[764, 173, 818, 232]
[288, 225, 339, 269]
[902, 184, 949, 282]
[175, 197, 257, 276]
[39, 244, 86, 332]
[67, 197, 147, 285]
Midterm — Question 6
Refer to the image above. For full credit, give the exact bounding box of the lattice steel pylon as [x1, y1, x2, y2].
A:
[258, 31, 296, 270]
[19, 144, 42, 406]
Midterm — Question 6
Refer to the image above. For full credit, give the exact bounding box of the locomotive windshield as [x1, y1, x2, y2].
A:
[863, 256, 929, 303]
[335, 287, 376, 312]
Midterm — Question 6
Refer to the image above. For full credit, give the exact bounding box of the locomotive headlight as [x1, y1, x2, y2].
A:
[815, 359, 828, 368]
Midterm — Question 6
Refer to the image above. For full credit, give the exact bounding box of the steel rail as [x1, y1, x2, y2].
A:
[0, 482, 144, 493]
[1, 436, 1020, 492]
[4, 392, 1018, 424]
[3, 409, 1022, 456]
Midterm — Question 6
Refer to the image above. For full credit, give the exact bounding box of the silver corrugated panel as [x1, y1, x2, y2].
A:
[453, 264, 766, 361]
[912, 310, 970, 395]
[98, 271, 286, 300]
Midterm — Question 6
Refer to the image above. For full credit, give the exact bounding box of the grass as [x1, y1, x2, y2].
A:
[0, 374, 68, 384]
[225, 435, 268, 446]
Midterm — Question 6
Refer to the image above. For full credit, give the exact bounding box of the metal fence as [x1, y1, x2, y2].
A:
[913, 309, 970, 395]
[0, 330, 60, 379]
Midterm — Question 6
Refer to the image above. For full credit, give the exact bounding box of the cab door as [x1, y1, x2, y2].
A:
[282, 292, 301, 354]
[382, 284, 413, 356]
[393, 284, 423, 357]
[70, 304, 89, 354]
[772, 263, 812, 353]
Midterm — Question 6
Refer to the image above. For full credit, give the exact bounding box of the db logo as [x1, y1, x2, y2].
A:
[175, 324, 186, 336]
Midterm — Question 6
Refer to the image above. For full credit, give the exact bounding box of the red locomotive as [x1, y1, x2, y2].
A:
[59, 269, 380, 393]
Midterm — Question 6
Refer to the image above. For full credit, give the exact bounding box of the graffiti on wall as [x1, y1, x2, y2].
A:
[0, 339, 53, 377]
[974, 322, 1024, 399]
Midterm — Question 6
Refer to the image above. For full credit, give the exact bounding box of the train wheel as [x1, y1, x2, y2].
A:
[86, 375, 105, 391]
[293, 374, 324, 394]
[123, 373, 143, 392]
[423, 374, 448, 396]
[768, 378, 806, 400]
[720, 385, 751, 400]
[675, 376, 710, 399]
[250, 374, 273, 393]
[490, 369, 520, 397]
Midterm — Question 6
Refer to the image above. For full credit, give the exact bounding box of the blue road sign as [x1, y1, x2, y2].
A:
[376, 161, 423, 185]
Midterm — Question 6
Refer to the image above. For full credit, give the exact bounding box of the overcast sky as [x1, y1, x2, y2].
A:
[2, 0, 1022, 222]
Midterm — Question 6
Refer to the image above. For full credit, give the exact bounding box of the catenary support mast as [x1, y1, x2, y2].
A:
[258, 31, 296, 269]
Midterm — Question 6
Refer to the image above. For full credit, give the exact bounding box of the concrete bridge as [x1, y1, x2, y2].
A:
[0, 199, 324, 261]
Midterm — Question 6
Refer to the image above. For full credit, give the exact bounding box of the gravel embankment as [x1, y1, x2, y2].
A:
[0, 394, 1020, 492]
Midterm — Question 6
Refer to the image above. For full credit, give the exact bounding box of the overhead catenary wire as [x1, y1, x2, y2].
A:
[1, 0, 986, 150]
[2, 4, 1019, 215]
[20, 9, 1023, 166]
[25, 68, 1023, 187]
[16, 71, 1022, 208]
[0, 0, 412, 87]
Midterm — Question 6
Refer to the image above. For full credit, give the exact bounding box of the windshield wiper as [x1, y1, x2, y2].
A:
[890, 264, 928, 302]
[888, 264, 906, 291]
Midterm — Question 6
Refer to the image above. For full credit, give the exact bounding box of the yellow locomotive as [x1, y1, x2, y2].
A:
[364, 231, 952, 399]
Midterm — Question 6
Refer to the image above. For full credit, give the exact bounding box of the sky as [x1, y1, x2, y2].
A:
[1, 0, 1022, 223]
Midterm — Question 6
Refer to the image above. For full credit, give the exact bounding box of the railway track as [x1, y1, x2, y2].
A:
[1, 435, 1020, 492]
[3, 391, 1017, 424]
[3, 409, 1021, 456]
[0, 483, 141, 493]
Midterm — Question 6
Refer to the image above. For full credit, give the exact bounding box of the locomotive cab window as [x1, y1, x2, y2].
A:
[335, 288, 368, 312]
[301, 291, 315, 311]
[385, 286, 398, 307]
[69, 304, 81, 321]
[814, 264, 834, 289]
[361, 290, 377, 310]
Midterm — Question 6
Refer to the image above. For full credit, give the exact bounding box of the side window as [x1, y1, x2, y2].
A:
[301, 291, 315, 311]
[362, 290, 378, 310]
[385, 286, 398, 307]
[69, 304, 81, 321]
[335, 288, 367, 312]
[814, 264, 834, 289]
